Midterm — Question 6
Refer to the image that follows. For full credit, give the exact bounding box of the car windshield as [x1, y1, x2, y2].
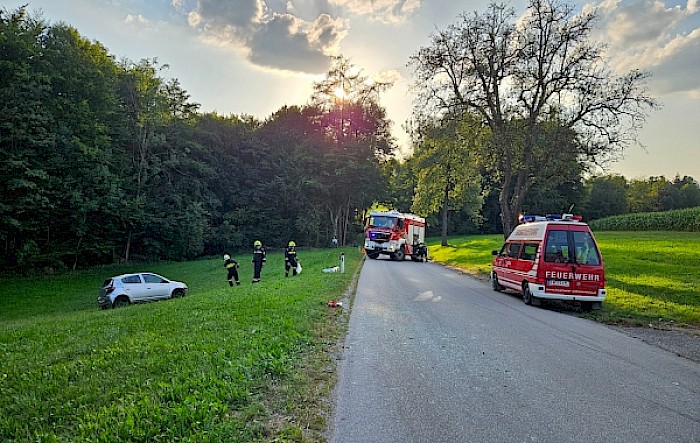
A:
[368, 216, 397, 229]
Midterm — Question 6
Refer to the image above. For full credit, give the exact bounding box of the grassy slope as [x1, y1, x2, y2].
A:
[0, 247, 359, 443]
[427, 232, 700, 327]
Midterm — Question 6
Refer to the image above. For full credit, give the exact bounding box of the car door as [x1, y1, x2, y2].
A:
[141, 273, 170, 300]
[120, 274, 147, 302]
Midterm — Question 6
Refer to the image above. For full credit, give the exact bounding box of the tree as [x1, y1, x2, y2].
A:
[410, 0, 658, 236]
[674, 176, 700, 209]
[582, 174, 629, 220]
[410, 113, 483, 246]
[310, 56, 394, 244]
[0, 7, 54, 267]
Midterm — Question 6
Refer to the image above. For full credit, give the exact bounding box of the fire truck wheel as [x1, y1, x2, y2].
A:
[367, 252, 380, 259]
[393, 248, 405, 261]
[522, 283, 535, 305]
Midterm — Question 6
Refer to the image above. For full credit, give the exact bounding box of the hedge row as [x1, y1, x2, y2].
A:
[588, 207, 700, 232]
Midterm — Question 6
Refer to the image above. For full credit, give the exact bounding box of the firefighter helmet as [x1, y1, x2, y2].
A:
[254, 240, 262, 247]
[288, 241, 296, 247]
[223, 254, 230, 260]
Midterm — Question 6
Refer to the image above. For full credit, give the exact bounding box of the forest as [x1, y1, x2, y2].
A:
[2, 5, 698, 272]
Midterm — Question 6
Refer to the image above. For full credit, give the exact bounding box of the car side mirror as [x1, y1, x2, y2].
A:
[492, 250, 498, 256]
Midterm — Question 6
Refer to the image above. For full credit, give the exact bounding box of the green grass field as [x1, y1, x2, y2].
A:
[0, 247, 360, 443]
[427, 231, 700, 327]
[2, 232, 698, 442]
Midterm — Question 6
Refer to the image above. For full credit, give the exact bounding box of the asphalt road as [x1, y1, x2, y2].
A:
[329, 257, 700, 443]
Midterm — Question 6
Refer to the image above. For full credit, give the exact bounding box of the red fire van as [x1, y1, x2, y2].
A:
[491, 214, 606, 311]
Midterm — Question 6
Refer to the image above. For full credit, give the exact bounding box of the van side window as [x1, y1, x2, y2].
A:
[520, 243, 538, 261]
[507, 242, 521, 258]
[573, 231, 601, 266]
[544, 230, 569, 263]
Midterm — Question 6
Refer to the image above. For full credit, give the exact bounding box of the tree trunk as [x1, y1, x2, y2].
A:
[441, 181, 449, 246]
[124, 228, 132, 263]
[72, 235, 82, 271]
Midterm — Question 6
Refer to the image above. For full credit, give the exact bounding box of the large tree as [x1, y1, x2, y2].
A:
[310, 56, 393, 245]
[410, 0, 658, 236]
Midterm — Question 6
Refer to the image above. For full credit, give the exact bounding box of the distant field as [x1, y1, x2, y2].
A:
[0, 247, 359, 442]
[427, 231, 700, 327]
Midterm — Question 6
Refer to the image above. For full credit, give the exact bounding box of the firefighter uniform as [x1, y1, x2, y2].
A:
[252, 240, 266, 283]
[223, 254, 240, 286]
[285, 241, 299, 277]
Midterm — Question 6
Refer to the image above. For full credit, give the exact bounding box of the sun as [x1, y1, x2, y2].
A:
[332, 86, 347, 100]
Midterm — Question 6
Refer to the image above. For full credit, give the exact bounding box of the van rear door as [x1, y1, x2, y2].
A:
[542, 227, 604, 296]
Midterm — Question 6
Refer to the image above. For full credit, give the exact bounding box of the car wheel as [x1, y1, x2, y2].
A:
[113, 295, 130, 308]
[393, 248, 405, 261]
[171, 289, 185, 299]
[522, 283, 533, 305]
[492, 273, 503, 292]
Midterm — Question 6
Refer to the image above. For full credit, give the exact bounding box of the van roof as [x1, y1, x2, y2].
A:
[507, 220, 590, 242]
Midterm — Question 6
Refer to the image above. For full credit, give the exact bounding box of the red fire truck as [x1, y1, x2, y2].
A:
[364, 210, 428, 261]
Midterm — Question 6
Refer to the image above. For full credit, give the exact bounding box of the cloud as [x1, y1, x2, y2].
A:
[248, 13, 347, 72]
[587, 0, 700, 97]
[124, 14, 150, 25]
[330, 0, 420, 23]
[184, 0, 347, 73]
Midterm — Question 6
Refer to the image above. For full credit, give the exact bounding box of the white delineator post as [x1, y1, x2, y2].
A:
[340, 253, 345, 273]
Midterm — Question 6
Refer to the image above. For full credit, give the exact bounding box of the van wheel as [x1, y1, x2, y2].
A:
[491, 273, 503, 292]
[522, 283, 534, 305]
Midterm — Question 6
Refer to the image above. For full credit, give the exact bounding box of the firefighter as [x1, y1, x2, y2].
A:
[252, 240, 266, 283]
[285, 241, 299, 277]
[223, 254, 240, 286]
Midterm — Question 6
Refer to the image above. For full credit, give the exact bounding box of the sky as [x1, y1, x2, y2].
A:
[4, 0, 699, 180]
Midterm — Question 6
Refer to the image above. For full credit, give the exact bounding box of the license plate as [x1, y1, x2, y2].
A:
[547, 280, 570, 287]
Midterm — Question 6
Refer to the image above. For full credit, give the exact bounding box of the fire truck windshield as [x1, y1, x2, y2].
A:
[369, 216, 397, 229]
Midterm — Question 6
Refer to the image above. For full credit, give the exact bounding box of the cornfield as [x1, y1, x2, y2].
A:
[589, 207, 700, 232]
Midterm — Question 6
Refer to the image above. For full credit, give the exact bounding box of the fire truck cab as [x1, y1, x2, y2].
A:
[364, 210, 427, 261]
[491, 214, 606, 311]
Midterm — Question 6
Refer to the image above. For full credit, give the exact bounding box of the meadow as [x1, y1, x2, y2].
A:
[0, 247, 359, 443]
[2, 232, 698, 442]
[427, 231, 700, 326]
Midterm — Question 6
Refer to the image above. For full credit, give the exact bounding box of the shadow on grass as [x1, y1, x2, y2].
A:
[606, 277, 700, 307]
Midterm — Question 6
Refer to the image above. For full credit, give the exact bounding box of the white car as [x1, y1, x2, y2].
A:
[98, 273, 188, 309]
